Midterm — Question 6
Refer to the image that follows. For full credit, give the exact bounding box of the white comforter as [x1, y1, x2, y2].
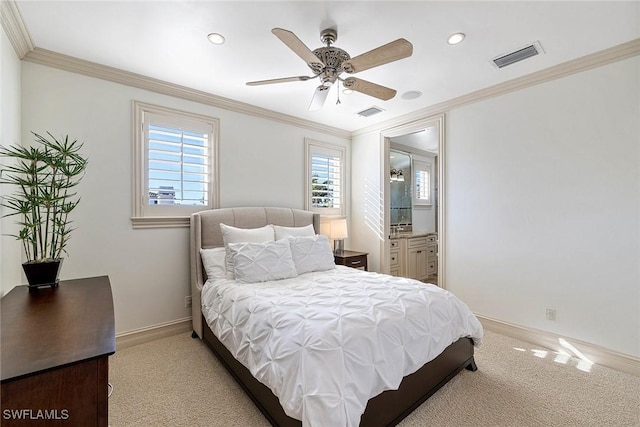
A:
[202, 266, 483, 427]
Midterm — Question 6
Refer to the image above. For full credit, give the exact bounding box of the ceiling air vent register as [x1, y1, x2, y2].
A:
[492, 41, 544, 69]
[357, 106, 385, 118]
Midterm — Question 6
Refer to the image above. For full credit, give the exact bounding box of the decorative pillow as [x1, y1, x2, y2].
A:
[227, 239, 298, 283]
[288, 234, 336, 275]
[200, 247, 227, 280]
[273, 224, 315, 240]
[220, 223, 275, 278]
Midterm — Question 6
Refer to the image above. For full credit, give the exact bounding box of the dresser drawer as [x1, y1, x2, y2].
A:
[408, 237, 428, 248]
[390, 250, 400, 267]
[344, 255, 367, 269]
[334, 252, 369, 271]
[390, 240, 400, 249]
[427, 259, 437, 275]
[427, 244, 437, 258]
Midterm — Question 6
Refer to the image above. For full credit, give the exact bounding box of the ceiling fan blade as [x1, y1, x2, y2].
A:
[246, 76, 315, 86]
[343, 38, 413, 74]
[272, 28, 325, 71]
[343, 77, 397, 101]
[308, 84, 331, 111]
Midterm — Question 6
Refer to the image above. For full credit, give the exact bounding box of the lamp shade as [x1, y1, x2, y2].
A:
[328, 218, 348, 240]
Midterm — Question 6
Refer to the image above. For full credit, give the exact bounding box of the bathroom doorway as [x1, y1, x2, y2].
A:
[380, 114, 445, 287]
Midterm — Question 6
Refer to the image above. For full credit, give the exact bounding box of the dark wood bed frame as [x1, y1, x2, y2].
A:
[201, 321, 476, 427]
[190, 207, 477, 427]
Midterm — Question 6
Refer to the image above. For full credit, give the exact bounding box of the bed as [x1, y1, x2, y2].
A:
[190, 207, 482, 427]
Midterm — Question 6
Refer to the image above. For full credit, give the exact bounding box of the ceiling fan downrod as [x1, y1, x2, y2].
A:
[320, 28, 337, 46]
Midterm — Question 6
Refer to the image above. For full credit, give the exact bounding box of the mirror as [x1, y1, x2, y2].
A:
[389, 150, 412, 232]
[389, 128, 438, 236]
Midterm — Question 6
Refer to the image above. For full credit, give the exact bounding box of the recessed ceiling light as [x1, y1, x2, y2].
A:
[401, 90, 423, 100]
[447, 33, 465, 45]
[207, 33, 225, 45]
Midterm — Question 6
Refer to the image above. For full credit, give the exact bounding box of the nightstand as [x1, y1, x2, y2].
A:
[334, 250, 369, 271]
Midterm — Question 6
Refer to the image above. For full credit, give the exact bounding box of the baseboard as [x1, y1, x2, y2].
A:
[115, 317, 192, 350]
[477, 315, 640, 376]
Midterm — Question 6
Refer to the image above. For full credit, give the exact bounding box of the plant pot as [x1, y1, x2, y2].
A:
[22, 259, 63, 291]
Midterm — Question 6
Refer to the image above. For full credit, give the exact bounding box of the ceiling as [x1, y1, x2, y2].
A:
[14, 1, 640, 132]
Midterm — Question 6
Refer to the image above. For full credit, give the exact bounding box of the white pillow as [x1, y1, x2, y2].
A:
[220, 223, 275, 278]
[220, 223, 275, 244]
[227, 239, 298, 283]
[200, 247, 227, 280]
[288, 234, 336, 275]
[273, 224, 315, 240]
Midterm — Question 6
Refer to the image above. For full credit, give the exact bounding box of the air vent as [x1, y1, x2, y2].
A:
[492, 41, 544, 69]
[357, 106, 385, 118]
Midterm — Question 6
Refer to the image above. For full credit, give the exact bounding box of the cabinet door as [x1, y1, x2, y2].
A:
[408, 247, 429, 280]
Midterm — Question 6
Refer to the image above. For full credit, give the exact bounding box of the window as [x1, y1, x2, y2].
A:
[305, 139, 346, 216]
[413, 159, 433, 206]
[415, 170, 430, 201]
[132, 101, 219, 228]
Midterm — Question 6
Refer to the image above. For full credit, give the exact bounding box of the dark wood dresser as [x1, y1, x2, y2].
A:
[1, 276, 115, 426]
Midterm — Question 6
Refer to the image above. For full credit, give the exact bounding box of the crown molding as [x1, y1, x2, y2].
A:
[8, 0, 638, 142]
[23, 47, 351, 140]
[353, 38, 640, 137]
[0, 0, 33, 58]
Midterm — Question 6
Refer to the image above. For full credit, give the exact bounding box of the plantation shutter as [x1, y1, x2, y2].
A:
[412, 159, 433, 206]
[145, 113, 211, 211]
[306, 142, 345, 216]
[415, 169, 430, 201]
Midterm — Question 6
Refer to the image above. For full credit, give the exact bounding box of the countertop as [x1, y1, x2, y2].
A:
[390, 232, 437, 239]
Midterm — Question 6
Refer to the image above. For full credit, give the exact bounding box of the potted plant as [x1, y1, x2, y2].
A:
[0, 132, 87, 290]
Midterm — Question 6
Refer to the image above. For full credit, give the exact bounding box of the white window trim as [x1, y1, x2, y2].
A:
[131, 101, 219, 228]
[304, 139, 347, 217]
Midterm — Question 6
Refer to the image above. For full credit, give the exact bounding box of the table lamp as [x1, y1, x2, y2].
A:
[328, 218, 348, 253]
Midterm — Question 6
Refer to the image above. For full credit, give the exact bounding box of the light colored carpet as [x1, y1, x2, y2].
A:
[108, 330, 640, 427]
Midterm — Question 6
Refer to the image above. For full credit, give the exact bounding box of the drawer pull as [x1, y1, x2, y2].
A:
[351, 260, 361, 265]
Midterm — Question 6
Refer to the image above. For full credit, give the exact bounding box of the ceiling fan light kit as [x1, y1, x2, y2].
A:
[246, 27, 413, 111]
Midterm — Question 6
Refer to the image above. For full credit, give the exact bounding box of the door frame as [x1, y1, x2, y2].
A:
[379, 113, 447, 288]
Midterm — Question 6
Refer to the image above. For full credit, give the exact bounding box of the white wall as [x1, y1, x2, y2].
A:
[446, 56, 639, 357]
[20, 62, 350, 334]
[351, 131, 383, 273]
[352, 56, 639, 357]
[0, 26, 23, 296]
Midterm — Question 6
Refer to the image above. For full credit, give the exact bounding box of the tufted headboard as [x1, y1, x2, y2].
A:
[189, 207, 320, 338]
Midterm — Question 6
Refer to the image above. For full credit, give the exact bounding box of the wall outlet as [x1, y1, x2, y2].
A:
[546, 308, 556, 321]
[185, 296, 192, 308]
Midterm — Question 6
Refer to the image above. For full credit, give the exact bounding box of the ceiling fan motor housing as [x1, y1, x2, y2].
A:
[311, 47, 350, 82]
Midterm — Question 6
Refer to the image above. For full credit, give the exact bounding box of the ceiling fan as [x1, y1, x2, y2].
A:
[246, 28, 413, 111]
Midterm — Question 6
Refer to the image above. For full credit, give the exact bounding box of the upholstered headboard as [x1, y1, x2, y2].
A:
[189, 207, 320, 338]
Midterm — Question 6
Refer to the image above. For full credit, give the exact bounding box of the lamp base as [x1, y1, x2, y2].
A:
[334, 239, 344, 254]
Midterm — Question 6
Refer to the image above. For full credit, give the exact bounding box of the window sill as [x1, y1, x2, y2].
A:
[131, 216, 190, 229]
